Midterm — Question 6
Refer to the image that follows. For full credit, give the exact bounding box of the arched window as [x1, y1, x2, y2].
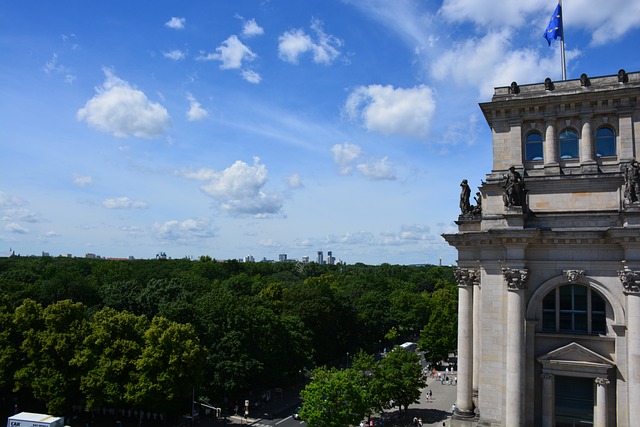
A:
[542, 284, 606, 334]
[525, 132, 543, 161]
[595, 126, 616, 157]
[559, 129, 579, 159]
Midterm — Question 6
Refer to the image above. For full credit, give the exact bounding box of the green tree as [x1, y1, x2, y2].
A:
[127, 317, 207, 412]
[71, 307, 149, 409]
[14, 299, 89, 413]
[418, 285, 458, 365]
[299, 366, 368, 427]
[379, 348, 425, 412]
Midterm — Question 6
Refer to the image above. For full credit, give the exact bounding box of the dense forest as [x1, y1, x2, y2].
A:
[0, 256, 457, 422]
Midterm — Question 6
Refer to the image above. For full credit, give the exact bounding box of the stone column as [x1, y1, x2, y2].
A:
[503, 268, 528, 427]
[453, 268, 478, 418]
[544, 120, 560, 174]
[541, 373, 554, 427]
[580, 118, 593, 162]
[472, 277, 481, 395]
[618, 268, 640, 427]
[581, 116, 598, 173]
[595, 377, 610, 427]
[544, 120, 557, 164]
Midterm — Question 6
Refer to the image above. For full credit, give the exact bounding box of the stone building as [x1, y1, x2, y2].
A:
[443, 70, 640, 427]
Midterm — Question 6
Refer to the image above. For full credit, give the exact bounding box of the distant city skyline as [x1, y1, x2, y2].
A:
[2, 1, 639, 265]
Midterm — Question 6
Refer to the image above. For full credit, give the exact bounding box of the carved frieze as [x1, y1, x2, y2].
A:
[618, 269, 640, 294]
[454, 268, 480, 288]
[502, 268, 529, 290]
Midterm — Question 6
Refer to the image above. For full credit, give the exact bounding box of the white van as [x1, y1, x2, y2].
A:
[6, 412, 64, 427]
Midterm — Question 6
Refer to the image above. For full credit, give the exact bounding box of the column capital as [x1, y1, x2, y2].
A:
[503, 267, 528, 290]
[541, 373, 553, 380]
[595, 377, 610, 387]
[455, 267, 480, 288]
[618, 269, 640, 294]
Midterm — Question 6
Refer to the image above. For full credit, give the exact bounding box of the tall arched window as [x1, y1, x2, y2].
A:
[542, 284, 606, 334]
[595, 126, 616, 157]
[559, 129, 579, 159]
[525, 132, 543, 161]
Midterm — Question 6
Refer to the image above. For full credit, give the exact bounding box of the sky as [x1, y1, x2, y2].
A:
[2, 1, 640, 265]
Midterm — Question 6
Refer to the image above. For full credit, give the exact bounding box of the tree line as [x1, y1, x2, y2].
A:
[0, 256, 457, 421]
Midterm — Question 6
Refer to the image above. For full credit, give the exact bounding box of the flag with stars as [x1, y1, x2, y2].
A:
[544, 3, 563, 46]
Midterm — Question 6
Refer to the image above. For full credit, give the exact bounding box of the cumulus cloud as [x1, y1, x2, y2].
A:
[0, 192, 39, 223]
[331, 143, 363, 175]
[278, 18, 343, 64]
[180, 157, 284, 217]
[186, 93, 208, 121]
[153, 218, 216, 242]
[356, 157, 396, 180]
[331, 143, 395, 180]
[242, 18, 264, 37]
[198, 35, 256, 69]
[165, 17, 186, 30]
[77, 68, 171, 139]
[102, 197, 148, 209]
[344, 84, 436, 139]
[163, 49, 186, 60]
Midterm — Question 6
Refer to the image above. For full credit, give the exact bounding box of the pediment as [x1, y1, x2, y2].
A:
[537, 342, 614, 369]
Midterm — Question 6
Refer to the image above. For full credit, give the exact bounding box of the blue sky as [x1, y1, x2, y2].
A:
[2, 0, 640, 264]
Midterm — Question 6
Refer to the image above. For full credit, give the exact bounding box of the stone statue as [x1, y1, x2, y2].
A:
[503, 166, 526, 208]
[472, 191, 482, 215]
[460, 179, 471, 214]
[624, 159, 640, 204]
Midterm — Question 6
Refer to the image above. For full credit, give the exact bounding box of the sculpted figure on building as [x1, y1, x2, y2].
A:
[502, 166, 526, 208]
[624, 159, 640, 204]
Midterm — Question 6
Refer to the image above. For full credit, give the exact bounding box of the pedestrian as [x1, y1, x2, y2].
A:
[418, 417, 423, 426]
[451, 403, 457, 414]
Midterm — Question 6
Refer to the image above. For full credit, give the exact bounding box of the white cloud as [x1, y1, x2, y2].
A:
[43, 52, 75, 84]
[153, 218, 216, 242]
[285, 173, 303, 189]
[181, 157, 285, 216]
[165, 17, 186, 30]
[344, 84, 436, 139]
[73, 175, 93, 186]
[198, 35, 257, 69]
[163, 49, 186, 60]
[186, 93, 208, 121]
[77, 68, 171, 139]
[356, 157, 396, 180]
[331, 142, 363, 175]
[242, 18, 264, 37]
[102, 197, 148, 209]
[241, 69, 262, 84]
[6, 222, 29, 234]
[2, 208, 39, 223]
[278, 18, 342, 64]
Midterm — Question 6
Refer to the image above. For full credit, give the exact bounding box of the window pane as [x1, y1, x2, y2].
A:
[574, 286, 587, 310]
[525, 132, 543, 161]
[542, 310, 556, 331]
[592, 292, 606, 312]
[574, 313, 587, 332]
[560, 286, 572, 310]
[559, 129, 579, 159]
[595, 127, 616, 157]
[592, 313, 606, 334]
[559, 312, 572, 331]
[543, 291, 556, 309]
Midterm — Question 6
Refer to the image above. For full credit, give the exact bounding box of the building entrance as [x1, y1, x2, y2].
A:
[555, 376, 594, 426]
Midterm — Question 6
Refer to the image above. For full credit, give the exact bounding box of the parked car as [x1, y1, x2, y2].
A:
[293, 406, 302, 420]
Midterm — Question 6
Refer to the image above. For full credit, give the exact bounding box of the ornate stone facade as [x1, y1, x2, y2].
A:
[444, 71, 640, 427]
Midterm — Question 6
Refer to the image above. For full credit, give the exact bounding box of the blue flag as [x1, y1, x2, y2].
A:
[544, 4, 563, 45]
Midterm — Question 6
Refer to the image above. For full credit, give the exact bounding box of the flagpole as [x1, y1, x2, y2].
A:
[559, 0, 566, 80]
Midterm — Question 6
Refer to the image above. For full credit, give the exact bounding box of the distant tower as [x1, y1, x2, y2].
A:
[279, 253, 287, 262]
[327, 251, 334, 265]
[317, 251, 324, 264]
